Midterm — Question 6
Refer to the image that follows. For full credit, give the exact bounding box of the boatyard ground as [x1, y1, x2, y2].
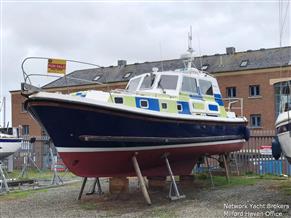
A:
[1, 175, 291, 218]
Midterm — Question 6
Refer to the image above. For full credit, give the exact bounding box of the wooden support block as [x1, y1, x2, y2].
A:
[147, 176, 166, 190]
[109, 177, 129, 193]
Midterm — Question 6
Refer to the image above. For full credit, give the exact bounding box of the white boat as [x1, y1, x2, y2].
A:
[273, 81, 291, 163]
[0, 133, 22, 160]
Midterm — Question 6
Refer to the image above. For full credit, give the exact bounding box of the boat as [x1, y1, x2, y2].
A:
[272, 80, 291, 163]
[0, 133, 22, 160]
[22, 38, 249, 178]
[23, 69, 249, 177]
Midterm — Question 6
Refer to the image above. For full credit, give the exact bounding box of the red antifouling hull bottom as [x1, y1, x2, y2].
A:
[58, 141, 244, 177]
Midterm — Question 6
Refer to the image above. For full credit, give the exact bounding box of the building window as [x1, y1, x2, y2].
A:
[93, 75, 101, 81]
[123, 72, 132, 79]
[21, 103, 27, 112]
[226, 87, 236, 98]
[201, 64, 209, 71]
[240, 60, 249, 67]
[249, 85, 260, 97]
[250, 114, 261, 128]
[22, 125, 30, 135]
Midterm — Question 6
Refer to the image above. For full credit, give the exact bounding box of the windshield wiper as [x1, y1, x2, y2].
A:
[158, 80, 166, 94]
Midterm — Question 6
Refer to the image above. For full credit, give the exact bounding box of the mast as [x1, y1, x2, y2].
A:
[187, 26, 194, 69]
[3, 96, 5, 128]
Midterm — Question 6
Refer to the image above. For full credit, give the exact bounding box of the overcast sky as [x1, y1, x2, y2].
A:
[0, 0, 290, 127]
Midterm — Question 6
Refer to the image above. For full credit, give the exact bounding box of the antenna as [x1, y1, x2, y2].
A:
[187, 26, 194, 55]
[187, 26, 194, 69]
[159, 42, 164, 72]
[3, 97, 5, 128]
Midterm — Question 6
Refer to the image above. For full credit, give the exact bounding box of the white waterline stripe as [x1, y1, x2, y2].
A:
[56, 139, 245, 152]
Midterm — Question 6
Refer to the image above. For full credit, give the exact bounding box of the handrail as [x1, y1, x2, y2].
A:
[21, 57, 104, 85]
[20, 57, 116, 100]
[222, 97, 244, 117]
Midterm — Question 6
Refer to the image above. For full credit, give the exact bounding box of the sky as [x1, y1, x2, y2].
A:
[0, 0, 290, 127]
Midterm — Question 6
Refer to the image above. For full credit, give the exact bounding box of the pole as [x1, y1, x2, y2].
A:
[222, 154, 230, 183]
[3, 97, 5, 127]
[132, 153, 151, 205]
[78, 177, 87, 200]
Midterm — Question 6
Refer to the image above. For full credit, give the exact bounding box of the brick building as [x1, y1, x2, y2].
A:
[10, 46, 291, 168]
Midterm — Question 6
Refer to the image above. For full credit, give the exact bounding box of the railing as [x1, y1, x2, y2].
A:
[223, 97, 244, 117]
[196, 130, 291, 176]
[15, 130, 291, 176]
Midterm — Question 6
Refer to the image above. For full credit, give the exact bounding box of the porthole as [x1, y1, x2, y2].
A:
[140, 100, 149, 108]
[177, 104, 183, 112]
[114, 97, 123, 104]
[161, 103, 168, 110]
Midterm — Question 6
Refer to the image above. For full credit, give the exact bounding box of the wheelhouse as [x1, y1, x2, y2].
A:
[125, 69, 218, 98]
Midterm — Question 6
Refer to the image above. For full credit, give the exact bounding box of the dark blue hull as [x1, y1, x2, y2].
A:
[25, 99, 248, 149]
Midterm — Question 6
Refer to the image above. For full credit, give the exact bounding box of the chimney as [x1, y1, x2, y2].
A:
[118, 60, 127, 66]
[226, 47, 236, 55]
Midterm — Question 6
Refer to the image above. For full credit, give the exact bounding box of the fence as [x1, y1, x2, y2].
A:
[197, 130, 291, 176]
[14, 136, 54, 170]
[12, 130, 291, 176]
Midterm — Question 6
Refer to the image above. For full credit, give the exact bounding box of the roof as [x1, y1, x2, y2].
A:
[43, 46, 291, 89]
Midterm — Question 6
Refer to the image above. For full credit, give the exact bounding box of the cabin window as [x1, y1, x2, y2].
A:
[140, 100, 149, 108]
[126, 77, 141, 92]
[114, 97, 123, 104]
[181, 77, 198, 94]
[177, 104, 183, 112]
[249, 85, 260, 97]
[140, 74, 156, 89]
[158, 75, 178, 90]
[199, 80, 213, 95]
[226, 87, 236, 98]
[161, 102, 168, 110]
[250, 114, 261, 128]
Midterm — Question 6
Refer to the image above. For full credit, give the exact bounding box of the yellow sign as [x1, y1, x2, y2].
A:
[47, 58, 66, 74]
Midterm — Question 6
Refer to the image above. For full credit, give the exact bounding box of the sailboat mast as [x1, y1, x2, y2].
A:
[3, 96, 5, 128]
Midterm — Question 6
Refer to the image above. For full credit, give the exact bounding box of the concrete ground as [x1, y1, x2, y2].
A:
[0, 176, 291, 218]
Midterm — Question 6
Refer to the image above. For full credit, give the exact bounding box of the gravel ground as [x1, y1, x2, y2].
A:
[0, 177, 291, 218]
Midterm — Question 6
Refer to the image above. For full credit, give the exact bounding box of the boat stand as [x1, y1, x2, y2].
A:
[77, 177, 103, 200]
[205, 156, 214, 188]
[49, 147, 63, 185]
[162, 153, 185, 201]
[19, 138, 41, 178]
[78, 177, 87, 200]
[132, 153, 151, 205]
[86, 177, 103, 195]
[0, 161, 9, 193]
[220, 153, 230, 183]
